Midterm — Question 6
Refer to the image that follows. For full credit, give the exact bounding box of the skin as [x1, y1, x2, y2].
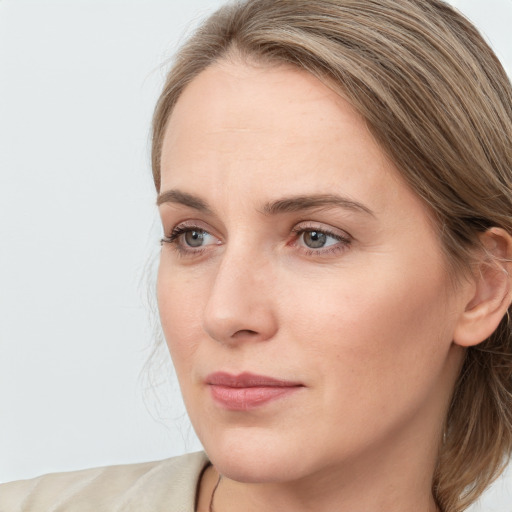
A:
[156, 60, 476, 512]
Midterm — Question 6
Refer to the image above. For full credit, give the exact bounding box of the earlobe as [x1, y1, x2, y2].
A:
[453, 228, 512, 348]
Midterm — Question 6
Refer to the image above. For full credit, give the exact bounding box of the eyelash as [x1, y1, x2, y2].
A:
[161, 224, 352, 257]
[162, 226, 196, 243]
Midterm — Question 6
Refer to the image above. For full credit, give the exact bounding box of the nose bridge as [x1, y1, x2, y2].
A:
[202, 241, 277, 344]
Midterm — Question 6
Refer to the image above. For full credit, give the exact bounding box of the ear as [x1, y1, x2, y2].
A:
[453, 227, 512, 347]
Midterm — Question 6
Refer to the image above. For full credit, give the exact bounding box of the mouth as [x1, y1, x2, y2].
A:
[205, 372, 304, 411]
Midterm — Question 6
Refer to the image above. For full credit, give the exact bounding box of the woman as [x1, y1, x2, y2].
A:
[2, 0, 511, 511]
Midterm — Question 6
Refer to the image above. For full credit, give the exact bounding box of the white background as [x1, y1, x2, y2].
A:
[0, 1, 511, 510]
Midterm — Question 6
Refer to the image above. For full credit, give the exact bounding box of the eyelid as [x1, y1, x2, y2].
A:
[291, 221, 352, 240]
[163, 219, 217, 238]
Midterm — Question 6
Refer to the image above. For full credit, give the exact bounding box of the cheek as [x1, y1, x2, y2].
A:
[157, 262, 204, 369]
[281, 278, 455, 459]
[282, 258, 456, 402]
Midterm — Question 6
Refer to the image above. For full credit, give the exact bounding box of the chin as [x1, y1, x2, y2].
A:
[201, 427, 313, 483]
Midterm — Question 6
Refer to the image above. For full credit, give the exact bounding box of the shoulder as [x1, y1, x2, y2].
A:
[0, 451, 209, 512]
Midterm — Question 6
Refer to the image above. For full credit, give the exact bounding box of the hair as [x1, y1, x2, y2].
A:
[151, 1, 512, 510]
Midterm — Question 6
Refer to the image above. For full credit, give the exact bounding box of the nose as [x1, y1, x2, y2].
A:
[202, 248, 278, 345]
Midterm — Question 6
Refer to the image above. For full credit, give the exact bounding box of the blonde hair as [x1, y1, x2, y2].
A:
[151, 1, 512, 510]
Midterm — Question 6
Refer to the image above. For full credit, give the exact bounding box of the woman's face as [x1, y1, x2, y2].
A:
[157, 61, 467, 483]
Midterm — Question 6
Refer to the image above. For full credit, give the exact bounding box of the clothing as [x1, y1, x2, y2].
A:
[0, 451, 209, 512]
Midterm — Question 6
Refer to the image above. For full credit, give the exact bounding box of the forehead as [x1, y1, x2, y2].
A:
[163, 60, 373, 154]
[172, 61, 360, 130]
[160, 60, 408, 215]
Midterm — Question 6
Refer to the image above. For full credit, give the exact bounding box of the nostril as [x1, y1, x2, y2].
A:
[232, 329, 259, 338]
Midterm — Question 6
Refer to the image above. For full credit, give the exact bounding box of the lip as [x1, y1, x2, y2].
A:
[205, 372, 304, 411]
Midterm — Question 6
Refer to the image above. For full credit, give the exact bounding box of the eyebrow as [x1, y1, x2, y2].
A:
[157, 189, 374, 217]
[156, 189, 212, 213]
[262, 194, 375, 216]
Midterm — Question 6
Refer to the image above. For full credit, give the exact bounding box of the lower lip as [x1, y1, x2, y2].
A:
[209, 385, 301, 411]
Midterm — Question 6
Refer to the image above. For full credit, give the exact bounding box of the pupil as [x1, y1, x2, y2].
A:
[304, 231, 326, 248]
[185, 230, 204, 247]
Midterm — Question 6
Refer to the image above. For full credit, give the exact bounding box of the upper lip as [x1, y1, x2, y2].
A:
[205, 371, 303, 388]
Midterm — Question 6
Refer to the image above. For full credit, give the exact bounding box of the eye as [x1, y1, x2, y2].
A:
[291, 224, 352, 255]
[301, 230, 337, 249]
[182, 229, 209, 247]
[161, 224, 220, 252]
